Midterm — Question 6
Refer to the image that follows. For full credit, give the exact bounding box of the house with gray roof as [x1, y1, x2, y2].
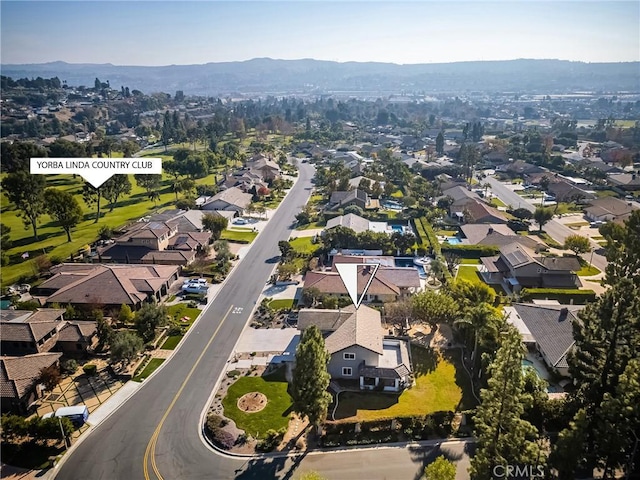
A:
[297, 305, 412, 392]
[505, 303, 583, 377]
[459, 224, 545, 250]
[0, 309, 66, 356]
[202, 186, 253, 214]
[1, 352, 63, 413]
[480, 243, 581, 293]
[584, 197, 638, 223]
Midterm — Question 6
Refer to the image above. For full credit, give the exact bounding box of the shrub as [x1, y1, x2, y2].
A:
[226, 370, 241, 378]
[61, 359, 78, 375]
[82, 364, 97, 375]
[256, 428, 285, 452]
[520, 288, 596, 304]
[205, 414, 228, 431]
[441, 244, 500, 257]
[208, 426, 236, 450]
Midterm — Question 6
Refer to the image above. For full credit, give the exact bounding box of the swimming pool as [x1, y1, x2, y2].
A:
[391, 225, 404, 233]
[394, 257, 414, 268]
[382, 201, 403, 211]
[444, 237, 461, 245]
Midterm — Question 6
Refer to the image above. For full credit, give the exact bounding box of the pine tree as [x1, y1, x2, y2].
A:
[290, 325, 332, 426]
[553, 278, 640, 478]
[469, 326, 543, 480]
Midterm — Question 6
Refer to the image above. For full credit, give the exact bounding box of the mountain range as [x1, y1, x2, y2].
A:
[2, 58, 638, 96]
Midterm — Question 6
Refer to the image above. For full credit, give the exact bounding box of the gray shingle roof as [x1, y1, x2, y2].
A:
[326, 214, 370, 233]
[324, 305, 383, 355]
[513, 303, 583, 369]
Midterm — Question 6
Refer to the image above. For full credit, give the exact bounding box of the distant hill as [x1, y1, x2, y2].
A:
[2, 58, 638, 96]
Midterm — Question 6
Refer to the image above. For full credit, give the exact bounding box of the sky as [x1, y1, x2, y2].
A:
[1, 1, 639, 66]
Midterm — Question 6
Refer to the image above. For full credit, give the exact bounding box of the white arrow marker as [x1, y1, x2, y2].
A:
[335, 263, 380, 310]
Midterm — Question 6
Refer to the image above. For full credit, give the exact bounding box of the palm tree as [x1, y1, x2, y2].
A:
[454, 302, 501, 376]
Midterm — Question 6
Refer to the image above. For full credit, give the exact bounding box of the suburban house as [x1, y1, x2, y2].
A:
[0, 309, 98, 356]
[98, 220, 211, 265]
[201, 186, 253, 215]
[246, 154, 281, 181]
[441, 186, 508, 224]
[584, 197, 638, 223]
[297, 305, 412, 392]
[35, 263, 180, 311]
[302, 260, 420, 304]
[1, 352, 63, 413]
[479, 242, 581, 293]
[325, 213, 413, 236]
[327, 189, 380, 211]
[217, 170, 266, 193]
[546, 180, 596, 203]
[459, 224, 546, 250]
[505, 303, 584, 377]
[146, 209, 212, 232]
[1, 309, 66, 356]
[608, 172, 640, 191]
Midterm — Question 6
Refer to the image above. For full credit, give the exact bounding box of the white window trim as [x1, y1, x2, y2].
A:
[343, 352, 356, 360]
[342, 367, 353, 377]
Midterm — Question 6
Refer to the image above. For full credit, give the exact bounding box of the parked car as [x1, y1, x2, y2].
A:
[233, 218, 248, 225]
[183, 278, 207, 285]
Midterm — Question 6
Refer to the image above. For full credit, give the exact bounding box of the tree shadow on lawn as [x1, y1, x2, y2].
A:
[408, 443, 465, 480]
[442, 350, 478, 411]
[332, 391, 400, 420]
[411, 344, 439, 377]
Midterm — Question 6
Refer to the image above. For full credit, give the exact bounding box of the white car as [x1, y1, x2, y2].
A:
[183, 278, 207, 285]
[233, 218, 248, 225]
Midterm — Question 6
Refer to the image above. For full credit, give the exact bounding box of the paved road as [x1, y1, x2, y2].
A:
[485, 176, 608, 272]
[56, 164, 316, 480]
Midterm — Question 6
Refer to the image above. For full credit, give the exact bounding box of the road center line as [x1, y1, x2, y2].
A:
[143, 304, 234, 480]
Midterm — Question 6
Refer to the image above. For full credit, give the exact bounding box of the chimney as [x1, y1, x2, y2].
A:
[559, 308, 569, 321]
[488, 227, 494, 234]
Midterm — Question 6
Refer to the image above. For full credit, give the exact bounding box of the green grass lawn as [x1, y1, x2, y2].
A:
[434, 230, 458, 237]
[308, 194, 325, 205]
[161, 335, 183, 350]
[220, 229, 258, 243]
[566, 221, 589, 229]
[456, 266, 502, 297]
[0, 170, 218, 287]
[459, 258, 481, 265]
[295, 220, 326, 231]
[133, 358, 165, 382]
[576, 259, 601, 277]
[490, 197, 507, 208]
[594, 189, 619, 198]
[391, 189, 404, 198]
[268, 298, 295, 310]
[166, 304, 201, 324]
[333, 346, 475, 421]
[289, 236, 318, 256]
[222, 367, 292, 438]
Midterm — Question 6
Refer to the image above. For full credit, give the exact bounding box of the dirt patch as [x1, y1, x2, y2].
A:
[237, 391, 268, 413]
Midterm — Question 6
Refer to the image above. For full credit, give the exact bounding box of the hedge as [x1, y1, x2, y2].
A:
[82, 364, 97, 375]
[411, 218, 427, 245]
[520, 288, 597, 304]
[441, 244, 500, 258]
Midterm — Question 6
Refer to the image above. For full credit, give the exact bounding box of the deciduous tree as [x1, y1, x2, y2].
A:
[202, 213, 228, 241]
[424, 455, 456, 480]
[101, 175, 132, 211]
[533, 206, 553, 232]
[134, 302, 168, 343]
[110, 330, 143, 365]
[44, 188, 83, 242]
[1, 171, 47, 240]
[411, 290, 459, 328]
[564, 234, 591, 256]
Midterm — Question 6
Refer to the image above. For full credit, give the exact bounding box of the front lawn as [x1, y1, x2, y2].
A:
[459, 258, 481, 265]
[333, 346, 475, 421]
[391, 189, 404, 198]
[576, 261, 601, 277]
[133, 358, 165, 382]
[268, 298, 295, 310]
[220, 229, 258, 243]
[490, 197, 507, 208]
[161, 335, 183, 350]
[295, 221, 326, 231]
[222, 367, 292, 438]
[167, 304, 201, 324]
[289, 236, 318, 256]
